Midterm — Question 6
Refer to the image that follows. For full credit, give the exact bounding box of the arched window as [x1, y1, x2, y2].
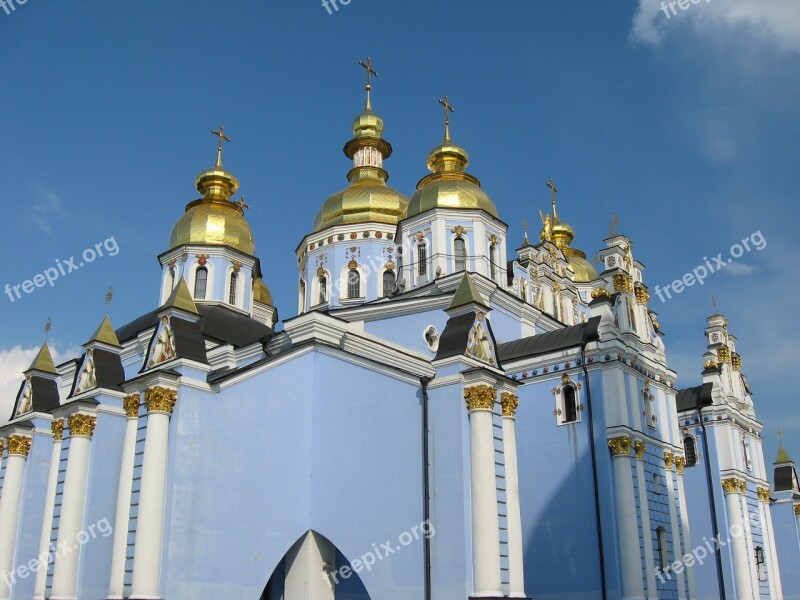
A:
[167, 268, 175, 291]
[653, 472, 664, 495]
[418, 242, 427, 276]
[348, 270, 361, 299]
[454, 238, 466, 271]
[228, 271, 238, 305]
[563, 386, 578, 423]
[489, 244, 497, 279]
[318, 276, 328, 305]
[194, 267, 208, 300]
[382, 271, 395, 297]
[684, 436, 698, 467]
[656, 527, 668, 570]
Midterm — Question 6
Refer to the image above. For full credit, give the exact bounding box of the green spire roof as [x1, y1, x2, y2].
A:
[160, 277, 199, 315]
[449, 272, 489, 311]
[86, 315, 121, 347]
[774, 444, 794, 465]
[27, 342, 57, 374]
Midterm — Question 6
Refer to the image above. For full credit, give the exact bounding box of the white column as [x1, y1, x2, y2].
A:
[722, 478, 753, 600]
[674, 458, 697, 599]
[33, 420, 65, 600]
[465, 385, 502, 597]
[50, 414, 96, 600]
[0, 435, 32, 600]
[284, 531, 335, 600]
[608, 436, 645, 600]
[633, 442, 657, 598]
[130, 386, 176, 600]
[107, 394, 142, 599]
[501, 393, 526, 598]
[662, 454, 686, 600]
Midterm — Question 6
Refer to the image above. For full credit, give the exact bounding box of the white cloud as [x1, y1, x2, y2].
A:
[722, 262, 756, 276]
[0, 344, 81, 427]
[631, 0, 800, 53]
[28, 184, 64, 235]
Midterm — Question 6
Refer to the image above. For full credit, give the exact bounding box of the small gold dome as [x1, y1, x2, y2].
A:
[539, 185, 597, 283]
[564, 249, 599, 283]
[169, 163, 255, 255]
[314, 172, 409, 231]
[407, 140, 499, 219]
[352, 109, 384, 139]
[253, 277, 273, 305]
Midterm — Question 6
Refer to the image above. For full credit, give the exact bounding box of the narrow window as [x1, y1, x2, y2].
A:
[489, 244, 497, 279]
[382, 271, 395, 297]
[167, 268, 175, 291]
[755, 546, 767, 581]
[742, 437, 752, 470]
[684, 436, 698, 467]
[418, 243, 427, 276]
[563, 386, 578, 423]
[194, 267, 208, 300]
[348, 270, 361, 299]
[656, 527, 668, 570]
[454, 238, 466, 271]
[228, 271, 238, 305]
[319, 276, 327, 305]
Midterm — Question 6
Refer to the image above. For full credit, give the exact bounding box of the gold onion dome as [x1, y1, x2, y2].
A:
[407, 97, 499, 219]
[540, 180, 597, 283]
[313, 58, 409, 232]
[254, 277, 273, 305]
[170, 128, 255, 255]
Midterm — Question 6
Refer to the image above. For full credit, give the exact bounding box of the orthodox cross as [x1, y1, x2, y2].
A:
[522, 218, 529, 242]
[105, 287, 113, 315]
[712, 294, 718, 314]
[211, 126, 231, 168]
[235, 195, 250, 210]
[439, 95, 455, 141]
[609, 212, 620, 236]
[44, 317, 51, 342]
[546, 178, 559, 218]
[358, 56, 378, 110]
[778, 427, 783, 444]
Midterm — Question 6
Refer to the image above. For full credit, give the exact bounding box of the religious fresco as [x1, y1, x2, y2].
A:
[465, 311, 497, 366]
[146, 315, 177, 369]
[15, 376, 33, 417]
[74, 349, 98, 394]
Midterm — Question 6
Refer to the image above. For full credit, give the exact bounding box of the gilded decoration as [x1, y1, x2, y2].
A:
[634, 285, 650, 304]
[51, 419, 65, 441]
[704, 359, 719, 370]
[68, 414, 97, 438]
[732, 354, 742, 371]
[464, 385, 497, 411]
[501, 392, 519, 417]
[145, 386, 177, 414]
[722, 478, 741, 494]
[608, 436, 632, 456]
[664, 451, 675, 470]
[739, 480, 747, 494]
[634, 439, 646, 460]
[8, 435, 32, 457]
[613, 273, 633, 293]
[0, 439, 4, 456]
[757, 487, 771, 502]
[794, 504, 800, 516]
[675, 456, 686, 474]
[124, 394, 140, 418]
[591, 287, 610, 299]
[452, 225, 465, 237]
[348, 259, 359, 271]
[717, 347, 731, 363]
[316, 267, 325, 278]
[384, 260, 395, 271]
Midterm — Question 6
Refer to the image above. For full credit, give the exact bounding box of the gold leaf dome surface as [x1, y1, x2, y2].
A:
[253, 277, 273, 305]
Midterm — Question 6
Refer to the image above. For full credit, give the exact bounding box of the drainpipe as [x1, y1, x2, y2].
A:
[698, 404, 727, 599]
[421, 376, 433, 600]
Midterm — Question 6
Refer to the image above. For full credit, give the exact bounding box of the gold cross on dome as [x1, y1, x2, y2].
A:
[211, 126, 231, 168]
[358, 57, 378, 110]
[439, 95, 455, 140]
[546, 178, 559, 218]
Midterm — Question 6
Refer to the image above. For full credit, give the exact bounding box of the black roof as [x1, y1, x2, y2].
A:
[774, 465, 798, 493]
[10, 375, 60, 421]
[117, 304, 272, 349]
[70, 348, 125, 396]
[497, 316, 601, 363]
[676, 382, 714, 412]
[435, 313, 481, 361]
[140, 316, 208, 372]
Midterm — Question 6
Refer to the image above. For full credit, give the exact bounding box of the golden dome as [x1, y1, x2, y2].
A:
[253, 277, 273, 305]
[169, 156, 255, 255]
[564, 248, 598, 283]
[407, 136, 499, 219]
[539, 182, 597, 283]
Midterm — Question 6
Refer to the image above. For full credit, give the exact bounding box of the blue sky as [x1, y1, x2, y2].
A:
[0, 1, 798, 461]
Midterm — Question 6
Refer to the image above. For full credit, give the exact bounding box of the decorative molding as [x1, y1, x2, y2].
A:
[732, 354, 742, 371]
[722, 477, 741, 494]
[794, 504, 800, 517]
[675, 456, 686, 474]
[0, 438, 4, 456]
[348, 259, 358, 271]
[664, 451, 675, 470]
[612, 273, 633, 293]
[757, 487, 771, 502]
[144, 386, 177, 415]
[704, 359, 719, 370]
[739, 479, 747, 494]
[451, 225, 465, 238]
[464, 385, 497, 412]
[124, 394, 141, 418]
[591, 287, 610, 299]
[51, 419, 65, 441]
[68, 414, 97, 438]
[717, 347, 731, 363]
[634, 439, 646, 460]
[608, 436, 632, 457]
[7, 435, 32, 457]
[501, 392, 519, 417]
[634, 285, 650, 304]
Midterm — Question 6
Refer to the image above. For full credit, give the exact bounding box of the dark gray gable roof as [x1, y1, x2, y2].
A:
[774, 465, 798, 492]
[117, 304, 272, 349]
[676, 382, 714, 412]
[71, 348, 125, 396]
[434, 312, 481, 361]
[140, 317, 208, 372]
[11, 375, 60, 420]
[497, 316, 601, 363]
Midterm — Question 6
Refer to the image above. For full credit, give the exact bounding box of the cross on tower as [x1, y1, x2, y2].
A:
[609, 212, 620, 236]
[712, 294, 718, 314]
[44, 317, 51, 342]
[546, 178, 559, 217]
[438, 95, 455, 140]
[211, 126, 231, 168]
[105, 287, 113, 315]
[358, 57, 378, 110]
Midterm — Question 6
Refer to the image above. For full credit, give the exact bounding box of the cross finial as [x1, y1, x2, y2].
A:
[438, 96, 455, 141]
[235, 195, 250, 210]
[44, 317, 51, 342]
[358, 56, 378, 111]
[609, 212, 620, 236]
[778, 427, 784, 444]
[211, 126, 231, 168]
[105, 287, 113, 315]
[712, 294, 718, 314]
[546, 178, 559, 218]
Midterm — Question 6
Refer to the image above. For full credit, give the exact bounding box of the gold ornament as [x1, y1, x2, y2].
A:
[704, 359, 719, 370]
[124, 394, 140, 418]
[0, 438, 4, 456]
[68, 414, 97, 438]
[794, 504, 800, 516]
[634, 285, 650, 304]
[608, 436, 632, 456]
[664, 451, 675, 470]
[721, 478, 741, 494]
[501, 392, 519, 417]
[51, 419, 65, 441]
[591, 287, 610, 299]
[464, 385, 497, 411]
[717, 347, 731, 363]
[8, 435, 32, 456]
[612, 273, 633, 293]
[145, 386, 177, 414]
[634, 439, 646, 459]
[739, 479, 747, 494]
[731, 354, 742, 371]
[675, 456, 686, 474]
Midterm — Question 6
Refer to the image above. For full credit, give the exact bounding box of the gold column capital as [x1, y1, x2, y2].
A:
[0, 438, 4, 456]
[675, 456, 686, 474]
[739, 479, 747, 494]
[794, 504, 800, 517]
[68, 414, 97, 438]
[634, 285, 650, 304]
[123, 393, 141, 418]
[608, 436, 632, 457]
[717, 347, 731, 364]
[634, 439, 646, 460]
[7, 434, 32, 457]
[501, 392, 519, 417]
[51, 419, 65, 441]
[757, 487, 771, 502]
[464, 385, 497, 412]
[145, 386, 178, 414]
[613, 273, 633, 293]
[722, 477, 742, 494]
[664, 451, 675, 470]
